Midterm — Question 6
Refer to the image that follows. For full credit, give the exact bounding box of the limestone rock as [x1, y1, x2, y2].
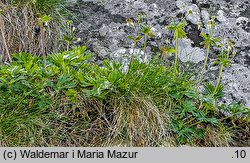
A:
[67, 0, 250, 107]
[178, 38, 205, 63]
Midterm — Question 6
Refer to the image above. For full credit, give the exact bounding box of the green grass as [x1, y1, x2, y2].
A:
[0, 46, 249, 146]
[10, 0, 66, 15]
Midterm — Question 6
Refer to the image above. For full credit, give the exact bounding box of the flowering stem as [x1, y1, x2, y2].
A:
[174, 36, 179, 75]
[198, 44, 210, 85]
[213, 63, 224, 95]
[143, 35, 147, 61]
[41, 28, 46, 67]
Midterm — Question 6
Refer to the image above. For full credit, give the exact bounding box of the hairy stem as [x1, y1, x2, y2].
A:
[174, 37, 179, 74]
[143, 35, 147, 61]
[66, 41, 70, 51]
[41, 28, 46, 67]
[213, 64, 224, 95]
[198, 44, 210, 85]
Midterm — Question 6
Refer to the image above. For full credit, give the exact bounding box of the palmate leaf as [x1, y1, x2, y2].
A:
[200, 33, 208, 40]
[147, 31, 156, 38]
[166, 21, 187, 40]
[227, 102, 250, 116]
[203, 82, 215, 95]
[177, 22, 187, 29]
[103, 60, 122, 71]
[171, 120, 205, 144]
[64, 34, 74, 42]
[175, 28, 186, 39]
[176, 100, 197, 118]
[213, 50, 232, 67]
[221, 58, 231, 67]
[194, 111, 219, 125]
[128, 35, 143, 43]
[184, 89, 199, 99]
[203, 82, 224, 99]
[24, 59, 34, 70]
[141, 26, 151, 34]
[211, 37, 221, 44]
[140, 26, 156, 38]
[165, 23, 177, 30]
[37, 95, 52, 110]
[200, 33, 210, 48]
[212, 60, 220, 66]
[48, 46, 88, 68]
[160, 46, 176, 58]
[40, 15, 52, 23]
[65, 89, 77, 97]
[206, 117, 219, 125]
[127, 35, 133, 40]
[183, 100, 196, 113]
[200, 32, 221, 48]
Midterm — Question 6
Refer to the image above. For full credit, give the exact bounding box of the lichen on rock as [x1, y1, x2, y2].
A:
[67, 0, 250, 107]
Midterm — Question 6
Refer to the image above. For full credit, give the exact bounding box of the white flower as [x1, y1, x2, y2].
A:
[76, 38, 81, 42]
[43, 22, 48, 27]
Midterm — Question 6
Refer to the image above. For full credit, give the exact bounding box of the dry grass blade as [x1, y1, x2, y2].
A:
[0, 2, 65, 63]
[0, 15, 12, 62]
[104, 95, 171, 147]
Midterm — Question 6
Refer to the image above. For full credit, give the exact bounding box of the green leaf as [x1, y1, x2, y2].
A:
[37, 95, 52, 110]
[24, 59, 34, 70]
[127, 35, 134, 40]
[128, 35, 142, 43]
[56, 74, 76, 91]
[141, 26, 155, 38]
[65, 89, 77, 97]
[108, 69, 122, 84]
[160, 46, 176, 58]
[147, 31, 155, 38]
[212, 60, 220, 65]
[165, 24, 177, 31]
[203, 82, 224, 99]
[73, 46, 87, 56]
[184, 89, 199, 99]
[206, 118, 218, 125]
[40, 15, 52, 23]
[168, 48, 176, 53]
[178, 22, 187, 29]
[183, 100, 196, 113]
[64, 34, 72, 42]
[203, 82, 215, 95]
[200, 33, 208, 39]
[175, 28, 186, 39]
[135, 36, 143, 42]
[213, 84, 224, 98]
[141, 26, 151, 34]
[227, 102, 250, 117]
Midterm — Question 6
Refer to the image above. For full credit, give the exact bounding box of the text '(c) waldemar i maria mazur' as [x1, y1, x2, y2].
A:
[19, 150, 139, 159]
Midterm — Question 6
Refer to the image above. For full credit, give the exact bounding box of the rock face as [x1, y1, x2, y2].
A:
[67, 0, 250, 107]
[222, 64, 250, 107]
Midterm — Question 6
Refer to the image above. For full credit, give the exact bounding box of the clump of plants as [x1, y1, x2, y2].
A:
[0, 6, 249, 147]
[0, 46, 170, 146]
[127, 13, 155, 61]
[0, 44, 249, 146]
[163, 13, 249, 146]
